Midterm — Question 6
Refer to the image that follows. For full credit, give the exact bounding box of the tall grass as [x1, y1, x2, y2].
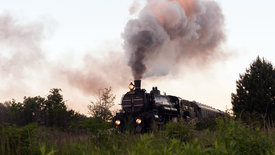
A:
[1, 117, 274, 155]
[0, 123, 39, 155]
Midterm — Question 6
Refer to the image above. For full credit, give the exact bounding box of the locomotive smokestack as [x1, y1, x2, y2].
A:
[134, 80, 141, 90]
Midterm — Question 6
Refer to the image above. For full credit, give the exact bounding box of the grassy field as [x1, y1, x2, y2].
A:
[1, 117, 275, 155]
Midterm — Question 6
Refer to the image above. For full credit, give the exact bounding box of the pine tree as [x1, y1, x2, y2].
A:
[232, 56, 275, 123]
[44, 88, 68, 127]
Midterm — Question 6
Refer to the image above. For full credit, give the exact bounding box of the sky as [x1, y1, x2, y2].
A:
[0, 0, 275, 114]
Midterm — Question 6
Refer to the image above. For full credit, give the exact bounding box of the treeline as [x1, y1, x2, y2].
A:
[0, 88, 87, 129]
[0, 88, 114, 154]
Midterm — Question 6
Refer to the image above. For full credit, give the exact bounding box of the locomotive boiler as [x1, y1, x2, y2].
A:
[113, 80, 223, 133]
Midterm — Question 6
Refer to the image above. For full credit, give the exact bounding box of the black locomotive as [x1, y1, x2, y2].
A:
[113, 80, 224, 132]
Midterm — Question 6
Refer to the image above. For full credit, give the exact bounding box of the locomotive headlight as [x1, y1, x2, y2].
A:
[136, 118, 142, 124]
[129, 82, 134, 90]
[115, 120, 121, 126]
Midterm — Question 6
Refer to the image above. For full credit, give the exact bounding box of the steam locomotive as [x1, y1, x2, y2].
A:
[113, 80, 224, 133]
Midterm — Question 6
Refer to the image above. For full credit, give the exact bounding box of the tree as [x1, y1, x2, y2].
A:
[232, 56, 275, 123]
[88, 87, 115, 121]
[0, 88, 88, 128]
[22, 96, 45, 125]
[8, 99, 24, 125]
[0, 102, 10, 124]
[44, 88, 69, 127]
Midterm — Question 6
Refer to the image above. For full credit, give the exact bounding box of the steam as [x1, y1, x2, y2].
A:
[0, 13, 45, 79]
[0, 13, 130, 100]
[60, 52, 131, 95]
[129, 0, 141, 15]
[123, 0, 225, 79]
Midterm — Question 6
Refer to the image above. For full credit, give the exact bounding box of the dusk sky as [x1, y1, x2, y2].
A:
[1, 0, 275, 114]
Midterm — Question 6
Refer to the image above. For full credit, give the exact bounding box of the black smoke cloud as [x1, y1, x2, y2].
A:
[123, 0, 225, 79]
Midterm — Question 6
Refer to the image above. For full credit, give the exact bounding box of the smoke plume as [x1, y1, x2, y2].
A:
[0, 13, 130, 101]
[0, 13, 45, 79]
[123, 0, 225, 79]
[59, 52, 131, 95]
[129, 0, 141, 15]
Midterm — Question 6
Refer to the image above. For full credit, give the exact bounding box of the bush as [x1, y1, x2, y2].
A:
[1, 117, 275, 154]
[0, 123, 39, 155]
[165, 121, 194, 142]
[70, 118, 111, 133]
[195, 116, 218, 131]
[213, 117, 274, 155]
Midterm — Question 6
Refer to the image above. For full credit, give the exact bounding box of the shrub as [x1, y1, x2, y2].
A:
[214, 117, 274, 155]
[0, 123, 39, 155]
[195, 116, 218, 131]
[165, 121, 194, 142]
[70, 117, 111, 133]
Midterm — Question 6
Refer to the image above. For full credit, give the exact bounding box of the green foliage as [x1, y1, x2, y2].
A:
[22, 96, 45, 125]
[0, 102, 10, 124]
[70, 118, 111, 133]
[88, 87, 115, 121]
[40, 144, 56, 155]
[165, 121, 194, 142]
[0, 123, 39, 155]
[232, 56, 275, 124]
[44, 88, 70, 127]
[180, 140, 207, 155]
[195, 116, 218, 131]
[8, 99, 24, 125]
[1, 118, 275, 155]
[1, 88, 87, 129]
[213, 117, 274, 155]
